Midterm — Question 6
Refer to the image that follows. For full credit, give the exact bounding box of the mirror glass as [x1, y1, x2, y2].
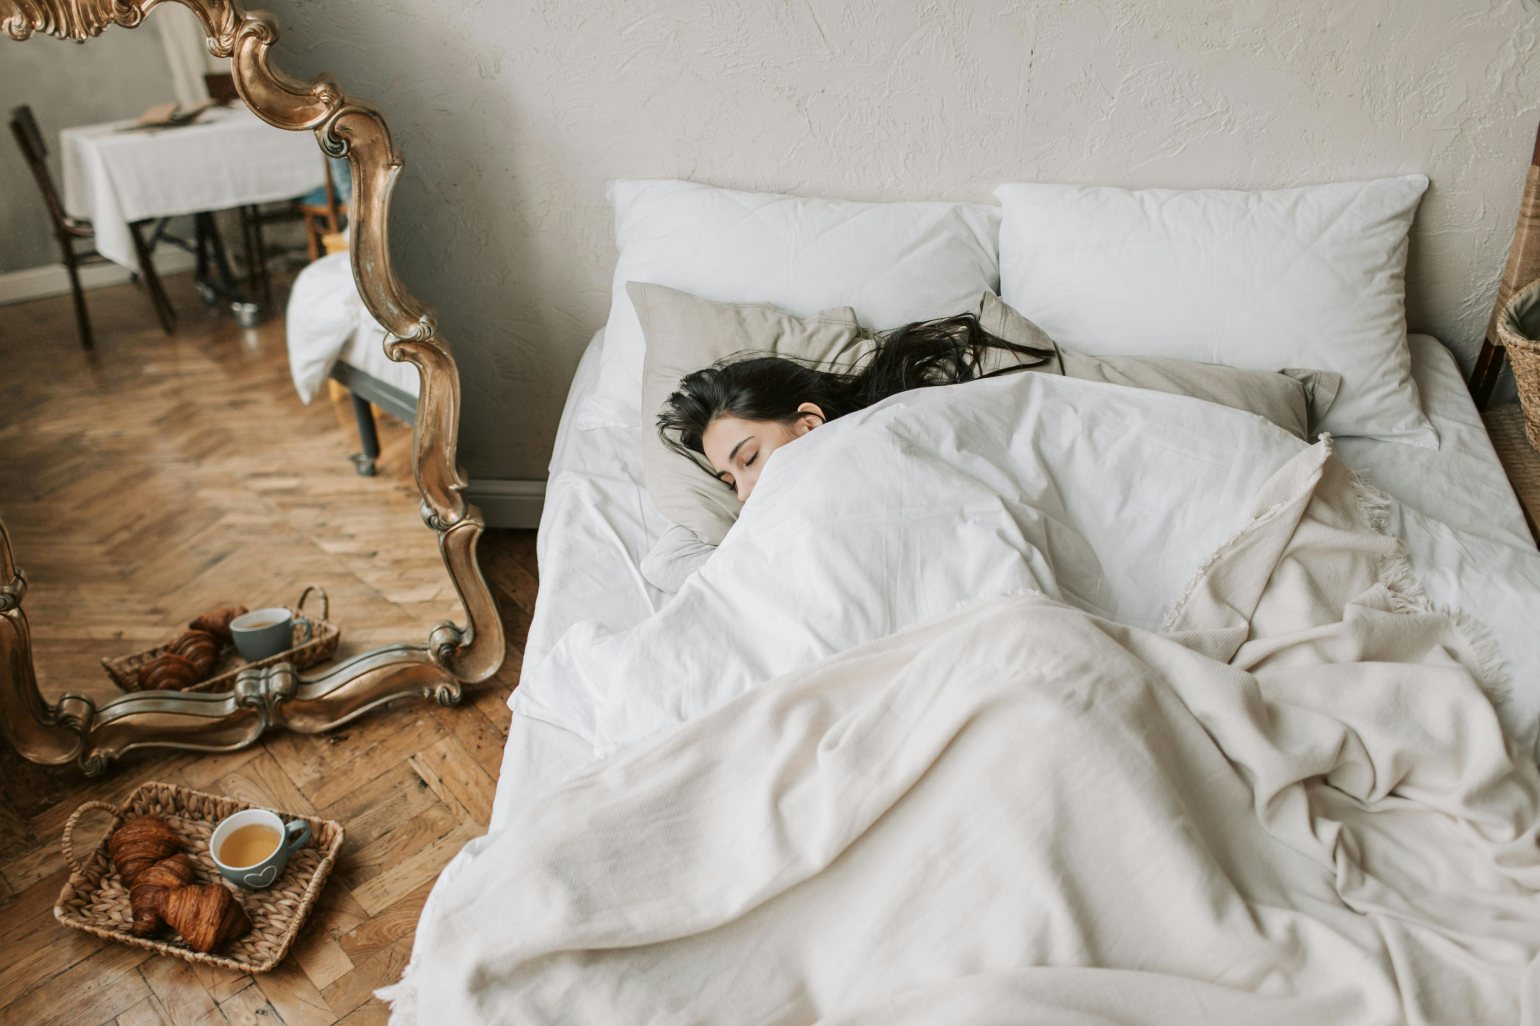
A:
[0, 7, 462, 709]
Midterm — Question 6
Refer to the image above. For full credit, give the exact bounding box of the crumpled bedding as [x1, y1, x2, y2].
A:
[517, 369, 1540, 756]
[516, 371, 1318, 756]
[384, 439, 1540, 1024]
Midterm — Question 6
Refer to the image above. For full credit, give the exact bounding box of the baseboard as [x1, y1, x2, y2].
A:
[465, 479, 546, 530]
[0, 251, 198, 307]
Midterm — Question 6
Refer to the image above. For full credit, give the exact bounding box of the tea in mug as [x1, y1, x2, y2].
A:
[219, 823, 280, 867]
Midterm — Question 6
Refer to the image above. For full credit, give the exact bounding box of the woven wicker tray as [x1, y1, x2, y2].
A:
[102, 586, 339, 693]
[54, 782, 344, 974]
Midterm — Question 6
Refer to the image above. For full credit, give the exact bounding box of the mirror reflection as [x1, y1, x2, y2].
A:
[0, 7, 459, 709]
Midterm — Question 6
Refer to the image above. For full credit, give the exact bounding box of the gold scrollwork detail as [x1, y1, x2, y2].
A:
[0, 567, 25, 613]
[2, 0, 140, 41]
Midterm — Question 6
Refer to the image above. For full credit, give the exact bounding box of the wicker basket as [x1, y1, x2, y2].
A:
[102, 586, 339, 693]
[1497, 277, 1540, 451]
[53, 781, 344, 974]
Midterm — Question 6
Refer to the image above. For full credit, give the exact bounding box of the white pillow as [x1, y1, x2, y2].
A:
[994, 176, 1436, 447]
[577, 179, 999, 429]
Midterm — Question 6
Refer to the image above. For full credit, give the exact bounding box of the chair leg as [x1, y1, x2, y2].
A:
[304, 210, 322, 263]
[128, 221, 176, 335]
[60, 246, 94, 351]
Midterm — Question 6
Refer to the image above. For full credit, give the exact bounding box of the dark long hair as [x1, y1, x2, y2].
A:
[658, 312, 1055, 466]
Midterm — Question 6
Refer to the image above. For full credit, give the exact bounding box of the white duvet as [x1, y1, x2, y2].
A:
[388, 440, 1540, 1025]
[515, 371, 1540, 757]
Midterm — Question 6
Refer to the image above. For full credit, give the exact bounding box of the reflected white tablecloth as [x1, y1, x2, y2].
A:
[60, 105, 325, 271]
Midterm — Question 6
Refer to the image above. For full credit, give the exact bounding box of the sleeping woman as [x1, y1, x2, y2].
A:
[639, 313, 1055, 592]
[658, 313, 1055, 503]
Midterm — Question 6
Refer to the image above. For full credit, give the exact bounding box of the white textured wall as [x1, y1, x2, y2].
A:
[260, 0, 1540, 482]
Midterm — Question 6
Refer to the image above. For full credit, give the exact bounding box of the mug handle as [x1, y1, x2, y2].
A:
[283, 819, 312, 853]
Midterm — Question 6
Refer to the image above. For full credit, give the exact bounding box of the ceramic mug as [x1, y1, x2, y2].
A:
[208, 808, 310, 890]
[230, 607, 309, 662]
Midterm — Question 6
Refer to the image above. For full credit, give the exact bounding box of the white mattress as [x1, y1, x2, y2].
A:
[487, 333, 1538, 831]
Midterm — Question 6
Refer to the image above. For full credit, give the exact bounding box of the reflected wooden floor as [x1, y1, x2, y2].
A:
[1, 271, 463, 704]
[0, 273, 539, 1024]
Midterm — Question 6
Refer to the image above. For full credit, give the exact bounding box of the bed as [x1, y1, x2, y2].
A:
[285, 250, 418, 474]
[484, 329, 1540, 832]
[381, 176, 1540, 1024]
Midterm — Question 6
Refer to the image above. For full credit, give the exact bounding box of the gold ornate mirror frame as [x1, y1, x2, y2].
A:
[0, 0, 505, 775]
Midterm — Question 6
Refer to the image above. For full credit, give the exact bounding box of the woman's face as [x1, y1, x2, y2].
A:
[701, 403, 824, 502]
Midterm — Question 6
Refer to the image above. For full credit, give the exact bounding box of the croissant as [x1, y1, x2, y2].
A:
[139, 651, 200, 692]
[108, 816, 183, 886]
[188, 605, 248, 641]
[128, 852, 197, 936]
[168, 630, 220, 677]
[160, 883, 251, 953]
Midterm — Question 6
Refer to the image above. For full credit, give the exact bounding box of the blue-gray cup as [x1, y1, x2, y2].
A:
[230, 607, 309, 662]
[208, 808, 311, 890]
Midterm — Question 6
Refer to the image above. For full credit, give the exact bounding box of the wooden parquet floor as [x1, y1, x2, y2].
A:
[0, 273, 540, 1025]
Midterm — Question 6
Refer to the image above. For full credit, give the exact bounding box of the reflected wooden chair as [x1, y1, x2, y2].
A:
[8, 104, 176, 350]
[299, 156, 349, 262]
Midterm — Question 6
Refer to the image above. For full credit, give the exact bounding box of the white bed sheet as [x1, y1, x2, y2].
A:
[1338, 336, 1532, 551]
[488, 332, 1539, 831]
[488, 335, 664, 830]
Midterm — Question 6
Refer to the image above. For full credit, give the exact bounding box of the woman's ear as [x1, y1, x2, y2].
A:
[795, 402, 826, 435]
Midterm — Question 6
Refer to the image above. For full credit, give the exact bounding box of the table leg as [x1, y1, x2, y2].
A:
[205, 212, 238, 295]
[193, 210, 263, 326]
[242, 205, 273, 308]
[193, 212, 214, 304]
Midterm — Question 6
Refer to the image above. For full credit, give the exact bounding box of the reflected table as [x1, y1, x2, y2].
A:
[59, 104, 325, 323]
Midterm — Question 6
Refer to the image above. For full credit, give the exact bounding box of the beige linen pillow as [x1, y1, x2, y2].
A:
[978, 293, 1338, 441]
[634, 281, 870, 545]
[637, 282, 1339, 546]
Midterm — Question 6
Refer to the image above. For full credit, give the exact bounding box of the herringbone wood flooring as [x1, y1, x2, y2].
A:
[0, 273, 540, 1025]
